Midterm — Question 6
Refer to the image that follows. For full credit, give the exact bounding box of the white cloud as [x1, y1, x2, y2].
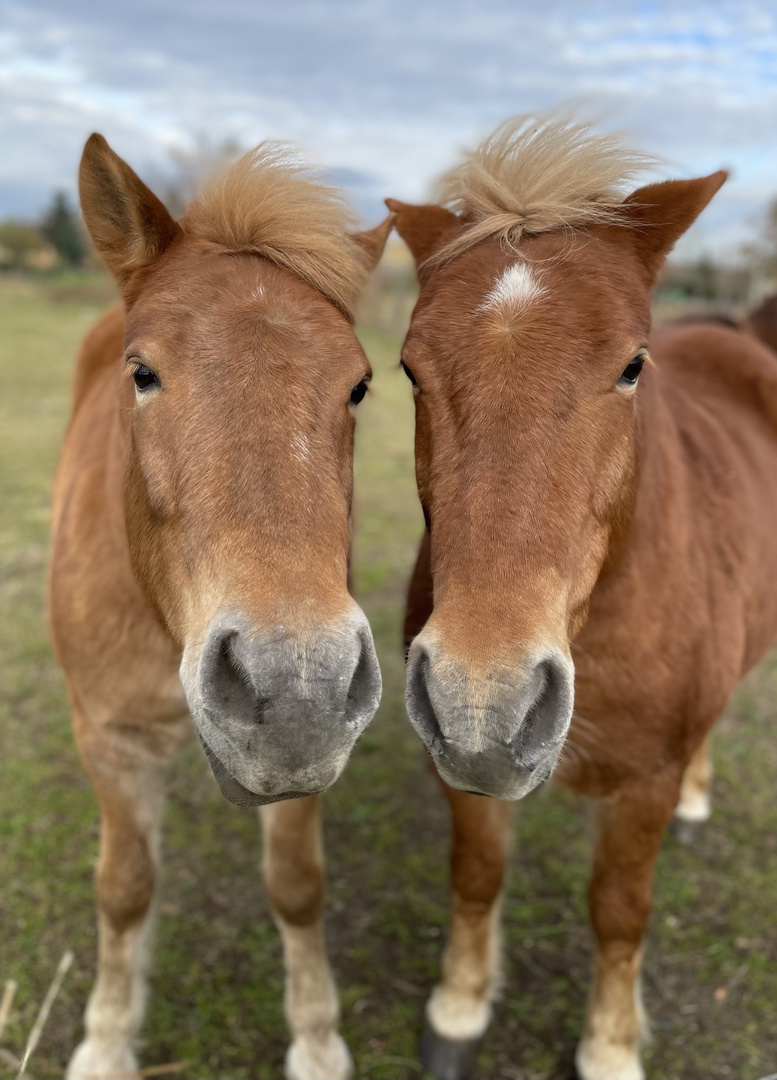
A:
[0, 0, 774, 257]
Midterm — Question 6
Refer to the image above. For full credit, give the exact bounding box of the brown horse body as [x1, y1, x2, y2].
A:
[745, 292, 777, 354]
[391, 116, 777, 1079]
[52, 136, 391, 1080]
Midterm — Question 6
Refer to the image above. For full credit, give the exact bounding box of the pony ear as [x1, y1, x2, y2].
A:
[79, 133, 182, 289]
[622, 171, 728, 281]
[352, 211, 396, 272]
[385, 199, 463, 271]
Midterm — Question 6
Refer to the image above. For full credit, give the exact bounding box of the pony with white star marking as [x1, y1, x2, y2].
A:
[390, 113, 777, 1080]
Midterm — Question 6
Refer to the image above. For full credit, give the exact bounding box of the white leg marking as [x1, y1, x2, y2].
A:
[260, 802, 351, 1080]
[576, 953, 646, 1080]
[66, 911, 155, 1080]
[279, 922, 352, 1080]
[675, 785, 712, 823]
[675, 737, 713, 823]
[426, 984, 492, 1043]
[426, 894, 502, 1042]
[576, 1040, 645, 1080]
[68, 765, 165, 1080]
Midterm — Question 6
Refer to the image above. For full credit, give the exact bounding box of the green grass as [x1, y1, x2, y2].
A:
[1, 272, 776, 1079]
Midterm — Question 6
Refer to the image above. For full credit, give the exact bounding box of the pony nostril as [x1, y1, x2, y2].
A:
[220, 635, 249, 688]
[513, 656, 572, 759]
[344, 628, 382, 730]
[346, 639, 369, 720]
[405, 646, 445, 753]
[220, 639, 271, 723]
[206, 631, 260, 726]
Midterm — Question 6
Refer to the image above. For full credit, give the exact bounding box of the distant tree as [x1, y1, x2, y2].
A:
[762, 197, 777, 277]
[0, 219, 43, 267]
[41, 191, 85, 266]
[741, 196, 777, 282]
[690, 254, 718, 299]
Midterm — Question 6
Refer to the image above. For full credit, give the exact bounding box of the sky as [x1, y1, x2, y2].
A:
[1, 0, 776, 260]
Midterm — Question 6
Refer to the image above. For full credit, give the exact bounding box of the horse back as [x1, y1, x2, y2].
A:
[625, 323, 777, 684]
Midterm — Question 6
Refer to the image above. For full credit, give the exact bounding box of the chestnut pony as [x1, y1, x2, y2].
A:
[51, 136, 391, 1080]
[390, 115, 777, 1080]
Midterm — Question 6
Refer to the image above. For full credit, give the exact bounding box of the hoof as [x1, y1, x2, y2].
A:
[669, 815, 703, 846]
[419, 1025, 481, 1080]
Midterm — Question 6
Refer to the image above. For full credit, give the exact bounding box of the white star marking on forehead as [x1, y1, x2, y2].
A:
[481, 262, 545, 312]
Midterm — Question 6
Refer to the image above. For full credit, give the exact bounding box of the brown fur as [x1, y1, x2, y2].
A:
[392, 115, 776, 1078]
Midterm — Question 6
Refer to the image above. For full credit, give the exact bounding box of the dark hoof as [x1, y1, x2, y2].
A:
[669, 815, 703, 846]
[419, 1025, 482, 1080]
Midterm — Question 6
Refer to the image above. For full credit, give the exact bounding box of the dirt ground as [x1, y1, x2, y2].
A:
[0, 273, 775, 1079]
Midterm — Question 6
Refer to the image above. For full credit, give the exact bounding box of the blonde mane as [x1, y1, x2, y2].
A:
[429, 112, 659, 268]
[181, 143, 371, 318]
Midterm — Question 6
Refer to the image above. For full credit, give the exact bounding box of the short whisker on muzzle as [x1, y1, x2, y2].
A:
[568, 711, 601, 746]
[558, 736, 592, 772]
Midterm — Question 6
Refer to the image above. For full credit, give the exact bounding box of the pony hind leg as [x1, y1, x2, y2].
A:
[67, 715, 176, 1080]
[670, 734, 713, 845]
[576, 775, 680, 1080]
[260, 796, 351, 1080]
[421, 787, 514, 1080]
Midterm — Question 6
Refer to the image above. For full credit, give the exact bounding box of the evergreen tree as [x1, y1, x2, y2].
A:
[41, 191, 85, 266]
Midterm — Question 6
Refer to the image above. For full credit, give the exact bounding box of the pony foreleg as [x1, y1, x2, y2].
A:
[421, 787, 514, 1080]
[67, 730, 167, 1080]
[671, 734, 713, 844]
[260, 796, 351, 1080]
[576, 776, 679, 1080]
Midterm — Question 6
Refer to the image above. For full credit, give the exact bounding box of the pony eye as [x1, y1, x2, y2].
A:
[401, 361, 417, 387]
[617, 356, 644, 388]
[349, 379, 369, 406]
[132, 364, 160, 392]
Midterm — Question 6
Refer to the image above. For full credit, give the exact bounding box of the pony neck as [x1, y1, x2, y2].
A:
[601, 359, 682, 584]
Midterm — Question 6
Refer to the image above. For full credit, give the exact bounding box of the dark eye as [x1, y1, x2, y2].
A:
[401, 360, 417, 386]
[618, 356, 644, 388]
[349, 379, 369, 406]
[132, 364, 160, 392]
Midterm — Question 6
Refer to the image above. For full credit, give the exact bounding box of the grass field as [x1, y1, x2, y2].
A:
[1, 271, 776, 1080]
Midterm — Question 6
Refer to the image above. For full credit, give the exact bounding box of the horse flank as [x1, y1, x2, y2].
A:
[181, 142, 372, 317]
[427, 112, 659, 267]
